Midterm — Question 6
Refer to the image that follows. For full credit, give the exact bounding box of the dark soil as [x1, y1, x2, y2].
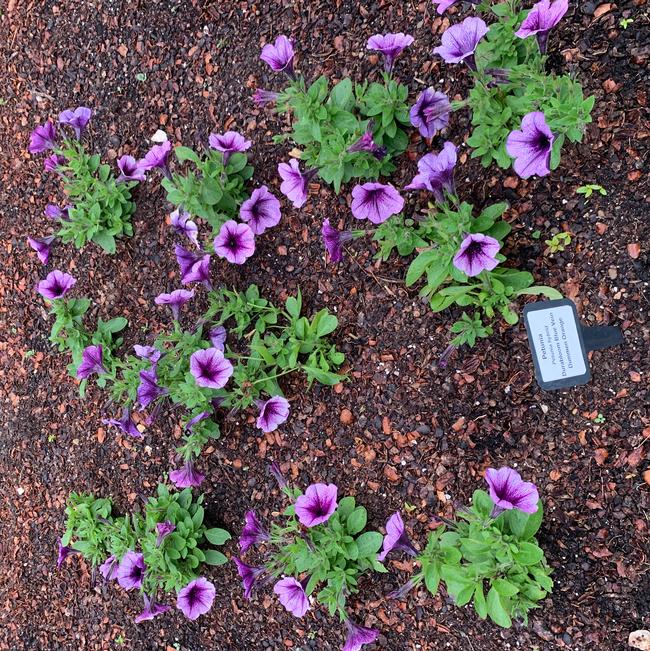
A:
[1, 1, 649, 650]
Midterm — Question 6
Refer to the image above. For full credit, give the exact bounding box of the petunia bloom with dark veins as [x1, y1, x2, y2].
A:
[182, 254, 212, 288]
[76, 344, 107, 379]
[377, 512, 418, 561]
[189, 347, 234, 390]
[366, 32, 414, 73]
[209, 325, 227, 351]
[27, 235, 56, 265]
[295, 483, 338, 527]
[351, 182, 404, 224]
[278, 159, 317, 208]
[116, 551, 145, 591]
[506, 111, 554, 179]
[433, 16, 489, 70]
[135, 594, 170, 624]
[260, 35, 295, 77]
[44, 153, 66, 173]
[485, 467, 539, 517]
[29, 122, 57, 154]
[137, 368, 168, 409]
[233, 558, 266, 599]
[405, 141, 457, 203]
[156, 521, 176, 547]
[170, 209, 200, 248]
[102, 407, 142, 439]
[452, 233, 501, 277]
[177, 577, 216, 620]
[321, 218, 354, 263]
[409, 88, 451, 139]
[133, 345, 162, 365]
[59, 107, 92, 139]
[116, 155, 146, 183]
[209, 131, 252, 165]
[155, 288, 195, 320]
[99, 554, 119, 581]
[138, 141, 172, 178]
[256, 395, 290, 433]
[45, 204, 70, 221]
[57, 540, 79, 569]
[515, 0, 568, 54]
[253, 88, 280, 107]
[37, 270, 76, 300]
[169, 460, 205, 488]
[213, 220, 256, 265]
[274, 577, 310, 618]
[347, 121, 387, 160]
[239, 510, 270, 553]
[342, 618, 380, 651]
[175, 244, 202, 278]
[239, 185, 282, 235]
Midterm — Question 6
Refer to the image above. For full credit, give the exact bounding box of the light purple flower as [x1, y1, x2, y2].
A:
[99, 554, 119, 580]
[348, 121, 387, 160]
[253, 88, 280, 106]
[260, 35, 295, 77]
[295, 483, 338, 527]
[433, 16, 489, 70]
[269, 461, 288, 490]
[57, 540, 79, 568]
[45, 204, 70, 221]
[29, 122, 57, 154]
[59, 107, 92, 139]
[155, 288, 195, 320]
[116, 551, 145, 591]
[256, 396, 290, 433]
[367, 32, 414, 72]
[185, 411, 211, 432]
[452, 233, 501, 277]
[209, 325, 227, 351]
[377, 512, 417, 562]
[170, 209, 200, 247]
[485, 467, 540, 516]
[213, 220, 256, 265]
[432, 0, 479, 14]
[233, 558, 265, 599]
[409, 88, 451, 139]
[139, 141, 172, 177]
[134, 345, 162, 365]
[102, 407, 142, 439]
[27, 235, 56, 265]
[322, 218, 354, 263]
[183, 254, 212, 287]
[37, 270, 76, 300]
[177, 578, 216, 620]
[190, 347, 234, 390]
[156, 521, 176, 547]
[506, 111, 555, 179]
[209, 131, 252, 165]
[169, 460, 205, 488]
[239, 511, 270, 553]
[274, 577, 310, 618]
[76, 344, 107, 379]
[137, 368, 167, 409]
[175, 244, 202, 278]
[116, 155, 146, 183]
[44, 153, 66, 173]
[405, 141, 457, 203]
[343, 619, 380, 651]
[135, 594, 170, 624]
[351, 182, 404, 225]
[239, 186, 281, 235]
[515, 0, 568, 53]
[278, 159, 316, 208]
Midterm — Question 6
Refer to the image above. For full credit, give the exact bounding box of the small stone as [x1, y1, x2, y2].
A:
[340, 408, 353, 425]
[629, 630, 650, 650]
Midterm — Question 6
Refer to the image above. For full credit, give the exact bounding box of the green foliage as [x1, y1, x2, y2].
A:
[576, 183, 607, 199]
[544, 231, 571, 254]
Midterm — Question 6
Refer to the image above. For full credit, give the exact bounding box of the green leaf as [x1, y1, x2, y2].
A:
[514, 286, 563, 299]
[486, 587, 512, 628]
[92, 230, 116, 253]
[203, 549, 228, 565]
[346, 507, 367, 535]
[174, 146, 201, 163]
[200, 177, 223, 205]
[204, 527, 231, 546]
[405, 249, 437, 286]
[504, 500, 544, 540]
[493, 578, 519, 597]
[474, 584, 488, 619]
[424, 562, 441, 595]
[355, 531, 383, 557]
[513, 541, 544, 565]
[316, 314, 338, 337]
[329, 78, 354, 110]
[472, 489, 494, 516]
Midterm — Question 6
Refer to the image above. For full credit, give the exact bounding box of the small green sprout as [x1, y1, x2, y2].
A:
[531, 229, 542, 240]
[544, 232, 572, 254]
[115, 635, 125, 646]
[594, 413, 606, 424]
[576, 184, 607, 199]
[619, 18, 634, 29]
[47, 434, 57, 443]
[404, 502, 417, 513]
[135, 72, 147, 82]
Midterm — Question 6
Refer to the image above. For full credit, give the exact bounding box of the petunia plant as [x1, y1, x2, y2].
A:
[233, 466, 384, 651]
[59, 484, 230, 623]
[384, 467, 553, 629]
[28, 107, 143, 254]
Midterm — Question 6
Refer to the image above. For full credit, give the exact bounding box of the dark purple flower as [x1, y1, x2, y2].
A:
[156, 521, 176, 547]
[409, 88, 451, 139]
[233, 558, 266, 599]
[155, 288, 195, 320]
[387, 578, 418, 600]
[37, 270, 76, 300]
[29, 122, 57, 154]
[260, 35, 295, 77]
[59, 107, 92, 139]
[269, 461, 289, 490]
[515, 0, 568, 53]
[176, 577, 216, 620]
[213, 220, 255, 265]
[185, 411, 211, 431]
[433, 16, 489, 70]
[343, 619, 380, 651]
[295, 483, 338, 527]
[183, 254, 212, 288]
[253, 88, 280, 106]
[437, 343, 457, 369]
[27, 235, 56, 265]
[405, 141, 457, 203]
[239, 186, 282, 235]
[44, 153, 66, 173]
[76, 344, 107, 379]
[45, 204, 70, 221]
[102, 407, 142, 439]
[485, 67, 511, 87]
[273, 577, 310, 617]
[453, 233, 501, 277]
[377, 512, 418, 562]
[366, 32, 414, 72]
[135, 594, 170, 624]
[134, 345, 162, 365]
[175, 244, 202, 278]
[209, 325, 227, 351]
[256, 396, 290, 433]
[99, 554, 119, 581]
[348, 121, 387, 160]
[485, 467, 539, 516]
[169, 460, 205, 488]
[190, 347, 233, 389]
[506, 111, 554, 179]
[139, 141, 172, 177]
[116, 551, 145, 591]
[57, 540, 79, 568]
[170, 209, 200, 248]
[239, 511, 270, 553]
[137, 368, 167, 409]
[351, 182, 404, 224]
[278, 159, 316, 208]
[116, 155, 146, 183]
[432, 0, 479, 14]
[321, 219, 354, 263]
[208, 131, 252, 165]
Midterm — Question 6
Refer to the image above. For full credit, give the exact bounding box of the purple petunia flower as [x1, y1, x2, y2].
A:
[295, 483, 338, 528]
[59, 107, 92, 139]
[405, 141, 457, 203]
[351, 182, 404, 225]
[170, 209, 200, 248]
[175, 244, 203, 279]
[99, 554, 119, 581]
[409, 88, 451, 139]
[348, 121, 387, 160]
[253, 88, 280, 106]
[343, 618, 380, 651]
[432, 0, 479, 14]
[156, 521, 176, 547]
[155, 288, 195, 320]
[177, 577, 216, 621]
[239, 511, 270, 553]
[57, 540, 79, 569]
[433, 16, 489, 70]
[505, 111, 555, 179]
[134, 344, 162, 365]
[387, 578, 418, 600]
[137, 368, 167, 409]
[190, 347, 234, 390]
[377, 512, 418, 562]
[27, 235, 56, 265]
[102, 407, 142, 439]
[116, 551, 145, 591]
[278, 159, 316, 209]
[274, 577, 310, 618]
[116, 155, 146, 183]
[260, 35, 295, 77]
[209, 325, 227, 351]
[29, 122, 57, 154]
[484, 467, 539, 517]
[45, 204, 70, 221]
[321, 219, 354, 263]
[256, 396, 290, 433]
[44, 153, 66, 173]
[515, 0, 568, 53]
[233, 558, 266, 599]
[139, 140, 172, 177]
[185, 411, 211, 432]
[208, 131, 252, 165]
[366, 32, 414, 73]
[135, 594, 170, 624]
[452, 233, 501, 277]
[183, 254, 212, 288]
[169, 460, 205, 488]
[37, 270, 76, 300]
[76, 344, 107, 379]
[269, 461, 289, 490]
[213, 220, 255, 265]
[240, 185, 282, 235]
